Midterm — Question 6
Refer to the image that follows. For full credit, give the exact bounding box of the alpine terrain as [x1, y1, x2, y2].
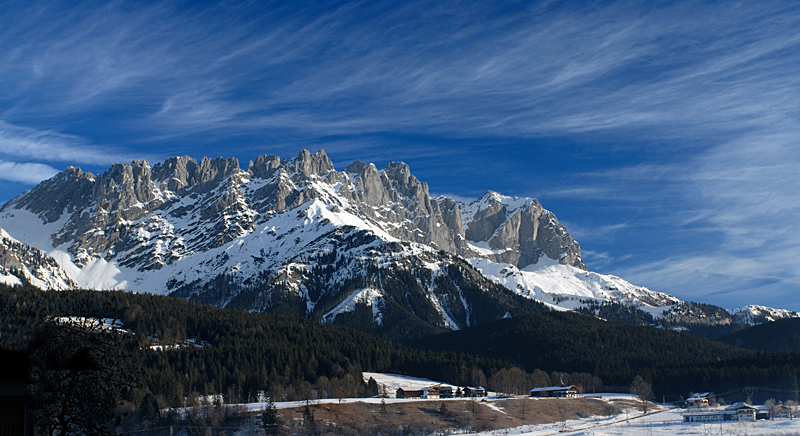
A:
[0, 150, 795, 337]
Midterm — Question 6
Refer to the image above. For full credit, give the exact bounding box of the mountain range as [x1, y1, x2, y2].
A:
[1, 150, 796, 338]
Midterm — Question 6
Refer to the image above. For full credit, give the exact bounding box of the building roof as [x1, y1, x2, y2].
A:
[726, 402, 756, 411]
[688, 392, 710, 400]
[530, 385, 577, 393]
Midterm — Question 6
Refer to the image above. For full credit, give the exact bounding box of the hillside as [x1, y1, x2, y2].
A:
[410, 310, 800, 401]
[718, 317, 800, 352]
[0, 285, 506, 410]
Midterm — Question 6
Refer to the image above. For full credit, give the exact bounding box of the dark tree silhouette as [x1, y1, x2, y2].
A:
[27, 315, 138, 436]
[261, 394, 281, 435]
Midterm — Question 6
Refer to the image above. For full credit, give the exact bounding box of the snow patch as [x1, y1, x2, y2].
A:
[323, 288, 385, 325]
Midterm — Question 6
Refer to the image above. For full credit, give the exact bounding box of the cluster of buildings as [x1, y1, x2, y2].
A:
[683, 392, 795, 423]
[529, 385, 579, 398]
[395, 384, 580, 400]
[395, 385, 488, 399]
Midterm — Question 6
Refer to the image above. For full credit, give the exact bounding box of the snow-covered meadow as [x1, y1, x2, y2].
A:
[214, 373, 800, 435]
[487, 407, 800, 436]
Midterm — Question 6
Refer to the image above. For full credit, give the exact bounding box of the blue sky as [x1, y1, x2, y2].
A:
[1, 1, 798, 310]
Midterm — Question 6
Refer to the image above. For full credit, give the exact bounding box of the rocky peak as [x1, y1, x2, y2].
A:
[283, 149, 334, 177]
[459, 191, 585, 270]
[383, 162, 430, 210]
[152, 156, 198, 193]
[344, 161, 388, 207]
[247, 155, 281, 179]
[6, 166, 96, 223]
[93, 160, 158, 218]
[190, 157, 240, 193]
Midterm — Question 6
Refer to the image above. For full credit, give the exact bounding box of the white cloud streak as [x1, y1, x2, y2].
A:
[0, 121, 131, 165]
[0, 160, 59, 184]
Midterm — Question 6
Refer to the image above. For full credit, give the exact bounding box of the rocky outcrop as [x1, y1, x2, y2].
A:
[460, 192, 585, 270]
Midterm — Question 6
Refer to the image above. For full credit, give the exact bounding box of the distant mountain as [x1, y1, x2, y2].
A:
[729, 305, 800, 325]
[0, 150, 795, 337]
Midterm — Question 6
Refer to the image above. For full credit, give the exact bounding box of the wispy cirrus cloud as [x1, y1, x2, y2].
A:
[0, 121, 130, 165]
[2, 1, 798, 144]
[569, 130, 800, 308]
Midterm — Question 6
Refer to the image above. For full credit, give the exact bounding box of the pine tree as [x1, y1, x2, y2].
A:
[303, 402, 318, 436]
[261, 394, 280, 435]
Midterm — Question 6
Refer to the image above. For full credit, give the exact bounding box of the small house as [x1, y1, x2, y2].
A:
[773, 405, 792, 419]
[420, 386, 440, 399]
[685, 392, 710, 408]
[727, 403, 756, 421]
[438, 385, 454, 398]
[530, 385, 578, 398]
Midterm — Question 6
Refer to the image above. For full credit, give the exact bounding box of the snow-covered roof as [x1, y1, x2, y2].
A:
[530, 385, 577, 393]
[726, 402, 755, 410]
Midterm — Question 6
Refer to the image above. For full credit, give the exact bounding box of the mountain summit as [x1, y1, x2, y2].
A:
[0, 150, 795, 336]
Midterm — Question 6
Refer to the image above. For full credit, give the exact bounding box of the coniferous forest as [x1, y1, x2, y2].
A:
[3, 283, 800, 433]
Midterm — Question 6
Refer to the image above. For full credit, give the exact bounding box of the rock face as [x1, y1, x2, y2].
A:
[458, 192, 585, 270]
[1, 149, 792, 336]
[1, 150, 584, 275]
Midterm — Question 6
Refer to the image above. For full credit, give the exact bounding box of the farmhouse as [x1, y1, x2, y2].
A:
[438, 385, 454, 398]
[683, 403, 757, 423]
[420, 386, 440, 399]
[773, 405, 793, 419]
[464, 386, 487, 397]
[530, 385, 578, 398]
[685, 392, 710, 408]
[728, 403, 757, 421]
[683, 410, 737, 422]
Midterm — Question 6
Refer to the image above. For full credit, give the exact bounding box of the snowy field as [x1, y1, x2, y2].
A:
[464, 407, 800, 436]
[362, 371, 460, 392]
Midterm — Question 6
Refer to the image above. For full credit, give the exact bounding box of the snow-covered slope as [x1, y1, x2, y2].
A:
[729, 305, 800, 326]
[468, 258, 678, 317]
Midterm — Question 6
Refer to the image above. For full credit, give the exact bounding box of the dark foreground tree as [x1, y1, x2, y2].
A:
[27, 315, 138, 436]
